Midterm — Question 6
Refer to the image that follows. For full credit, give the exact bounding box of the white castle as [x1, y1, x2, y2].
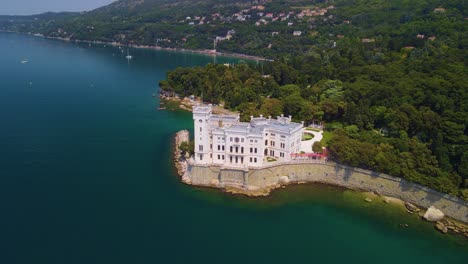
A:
[193, 104, 304, 167]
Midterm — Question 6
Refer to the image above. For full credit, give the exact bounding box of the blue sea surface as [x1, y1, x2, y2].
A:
[0, 32, 466, 264]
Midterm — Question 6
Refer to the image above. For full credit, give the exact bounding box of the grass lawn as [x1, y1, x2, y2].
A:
[302, 133, 314, 141]
[305, 127, 321, 132]
[321, 131, 333, 147]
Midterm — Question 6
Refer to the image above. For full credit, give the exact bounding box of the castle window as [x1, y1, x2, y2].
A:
[254, 158, 257, 162]
[241, 138, 244, 143]
[218, 145, 220, 151]
[218, 155, 220, 159]
[200, 154, 203, 160]
[230, 146, 233, 152]
[250, 147, 253, 153]
[230, 137, 233, 142]
[222, 155, 225, 160]
[265, 140, 268, 146]
[241, 147, 244, 153]
[254, 148, 257, 153]
[199, 145, 203, 151]
[222, 146, 225, 151]
[210, 144, 212, 150]
[200, 127, 202, 132]
[235, 147, 239, 153]
[235, 137, 240, 143]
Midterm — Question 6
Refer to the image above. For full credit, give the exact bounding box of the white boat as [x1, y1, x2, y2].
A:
[125, 48, 132, 59]
[20, 59, 28, 64]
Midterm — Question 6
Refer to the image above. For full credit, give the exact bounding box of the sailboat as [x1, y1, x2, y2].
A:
[125, 48, 133, 60]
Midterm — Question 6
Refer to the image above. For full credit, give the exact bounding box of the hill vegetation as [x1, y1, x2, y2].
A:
[1, 0, 464, 58]
[1, 0, 467, 198]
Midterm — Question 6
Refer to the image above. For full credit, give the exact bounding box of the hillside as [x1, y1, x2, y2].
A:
[1, 0, 465, 58]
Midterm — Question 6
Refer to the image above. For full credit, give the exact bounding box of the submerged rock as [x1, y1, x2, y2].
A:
[404, 202, 420, 214]
[435, 221, 448, 234]
[423, 206, 445, 222]
[365, 197, 373, 203]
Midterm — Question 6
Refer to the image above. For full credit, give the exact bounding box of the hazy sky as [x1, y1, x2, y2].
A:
[1, 0, 117, 15]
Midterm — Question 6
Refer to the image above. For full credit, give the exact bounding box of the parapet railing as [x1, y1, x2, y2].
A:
[187, 157, 327, 170]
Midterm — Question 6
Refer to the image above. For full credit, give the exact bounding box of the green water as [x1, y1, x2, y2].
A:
[0, 32, 466, 263]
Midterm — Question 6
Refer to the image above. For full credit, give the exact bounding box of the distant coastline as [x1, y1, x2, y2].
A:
[0, 30, 272, 62]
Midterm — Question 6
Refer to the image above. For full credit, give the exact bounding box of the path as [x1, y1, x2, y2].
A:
[300, 130, 323, 153]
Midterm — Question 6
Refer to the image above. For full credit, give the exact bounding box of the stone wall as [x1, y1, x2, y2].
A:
[185, 161, 468, 223]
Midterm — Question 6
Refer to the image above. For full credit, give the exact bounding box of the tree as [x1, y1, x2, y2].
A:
[312, 141, 323, 153]
[179, 141, 194, 157]
[259, 98, 284, 118]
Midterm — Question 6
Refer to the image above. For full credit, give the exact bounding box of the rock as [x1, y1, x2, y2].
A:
[181, 174, 192, 184]
[384, 198, 391, 204]
[423, 206, 445, 222]
[365, 197, 373, 203]
[279, 176, 290, 184]
[404, 202, 420, 213]
[435, 221, 448, 234]
[209, 179, 220, 186]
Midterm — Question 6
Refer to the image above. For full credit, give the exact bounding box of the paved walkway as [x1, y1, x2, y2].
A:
[300, 130, 323, 153]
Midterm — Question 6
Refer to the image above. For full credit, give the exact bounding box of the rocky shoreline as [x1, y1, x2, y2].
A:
[173, 131, 468, 237]
[173, 130, 189, 182]
[159, 94, 238, 115]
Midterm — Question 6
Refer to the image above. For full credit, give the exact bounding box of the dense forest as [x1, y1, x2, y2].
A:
[2, 0, 466, 197]
[159, 1, 467, 198]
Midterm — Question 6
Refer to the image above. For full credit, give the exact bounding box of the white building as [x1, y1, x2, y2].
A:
[193, 105, 303, 168]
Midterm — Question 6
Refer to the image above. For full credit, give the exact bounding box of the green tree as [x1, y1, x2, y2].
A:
[312, 141, 323, 153]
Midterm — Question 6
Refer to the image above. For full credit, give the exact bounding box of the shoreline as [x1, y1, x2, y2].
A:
[159, 95, 238, 115]
[173, 132, 468, 236]
[0, 30, 272, 62]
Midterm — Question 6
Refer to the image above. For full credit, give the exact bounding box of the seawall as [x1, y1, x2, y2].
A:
[185, 161, 468, 223]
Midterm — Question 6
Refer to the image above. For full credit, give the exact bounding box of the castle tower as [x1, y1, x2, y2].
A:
[193, 105, 212, 164]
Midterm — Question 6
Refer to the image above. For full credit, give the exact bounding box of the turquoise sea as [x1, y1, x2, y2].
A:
[0, 32, 466, 263]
